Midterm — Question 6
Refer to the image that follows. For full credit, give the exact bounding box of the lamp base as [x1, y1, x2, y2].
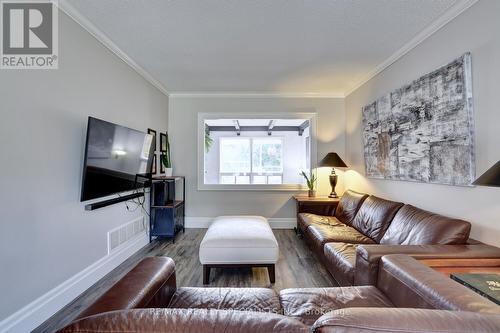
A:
[329, 173, 338, 199]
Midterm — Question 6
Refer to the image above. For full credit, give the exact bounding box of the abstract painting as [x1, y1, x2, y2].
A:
[362, 53, 474, 186]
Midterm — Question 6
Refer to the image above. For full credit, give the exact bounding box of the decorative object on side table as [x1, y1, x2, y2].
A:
[160, 132, 172, 176]
[318, 152, 348, 198]
[451, 273, 500, 305]
[473, 160, 500, 187]
[301, 170, 317, 197]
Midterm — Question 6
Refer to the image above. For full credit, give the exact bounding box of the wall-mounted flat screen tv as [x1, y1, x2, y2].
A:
[81, 117, 154, 202]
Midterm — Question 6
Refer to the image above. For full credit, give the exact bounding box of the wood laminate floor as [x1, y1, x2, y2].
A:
[34, 229, 336, 332]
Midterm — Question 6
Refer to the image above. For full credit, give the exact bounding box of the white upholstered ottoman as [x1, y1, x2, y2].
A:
[199, 216, 279, 284]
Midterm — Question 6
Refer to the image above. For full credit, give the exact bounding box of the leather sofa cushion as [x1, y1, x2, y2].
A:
[307, 224, 376, 247]
[168, 287, 282, 314]
[297, 213, 344, 234]
[312, 308, 500, 333]
[279, 286, 393, 325]
[58, 308, 309, 333]
[334, 190, 368, 225]
[324, 243, 358, 286]
[351, 196, 403, 243]
[380, 204, 471, 245]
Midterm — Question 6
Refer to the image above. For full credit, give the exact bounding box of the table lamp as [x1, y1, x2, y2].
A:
[318, 152, 348, 198]
[473, 160, 500, 187]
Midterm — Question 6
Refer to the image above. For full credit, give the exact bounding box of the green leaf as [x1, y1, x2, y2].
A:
[205, 133, 214, 153]
[300, 170, 316, 190]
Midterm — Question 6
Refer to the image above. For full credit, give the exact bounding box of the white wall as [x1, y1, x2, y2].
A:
[345, 0, 500, 246]
[0, 11, 168, 327]
[169, 96, 345, 219]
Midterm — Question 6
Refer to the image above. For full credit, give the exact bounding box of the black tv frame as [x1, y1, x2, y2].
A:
[80, 117, 154, 205]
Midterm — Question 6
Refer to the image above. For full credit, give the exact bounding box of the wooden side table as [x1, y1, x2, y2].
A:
[293, 195, 340, 235]
[418, 258, 500, 276]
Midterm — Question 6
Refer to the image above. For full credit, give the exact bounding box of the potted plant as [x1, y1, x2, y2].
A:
[301, 170, 317, 197]
[205, 132, 213, 153]
[161, 132, 172, 176]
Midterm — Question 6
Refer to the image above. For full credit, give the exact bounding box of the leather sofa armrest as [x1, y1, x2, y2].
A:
[354, 244, 500, 285]
[312, 308, 500, 333]
[74, 257, 177, 321]
[59, 308, 309, 333]
[376, 255, 500, 312]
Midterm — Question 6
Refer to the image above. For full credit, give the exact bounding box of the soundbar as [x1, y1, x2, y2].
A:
[85, 192, 144, 211]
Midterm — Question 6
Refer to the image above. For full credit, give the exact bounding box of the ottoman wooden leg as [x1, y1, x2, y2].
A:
[203, 265, 211, 284]
[267, 264, 275, 284]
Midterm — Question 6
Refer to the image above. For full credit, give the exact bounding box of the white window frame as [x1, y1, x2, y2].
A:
[198, 112, 317, 191]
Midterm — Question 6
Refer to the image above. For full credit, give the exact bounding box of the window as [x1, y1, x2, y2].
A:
[219, 137, 283, 184]
[253, 138, 283, 174]
[198, 113, 317, 190]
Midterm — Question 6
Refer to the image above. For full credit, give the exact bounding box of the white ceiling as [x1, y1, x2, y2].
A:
[64, 0, 465, 95]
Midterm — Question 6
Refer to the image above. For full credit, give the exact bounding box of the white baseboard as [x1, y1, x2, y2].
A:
[0, 232, 149, 333]
[268, 218, 296, 229]
[185, 217, 295, 229]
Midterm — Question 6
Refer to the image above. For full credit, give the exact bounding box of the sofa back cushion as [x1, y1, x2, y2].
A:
[380, 205, 471, 245]
[59, 308, 309, 333]
[312, 308, 500, 333]
[351, 196, 403, 243]
[334, 190, 369, 225]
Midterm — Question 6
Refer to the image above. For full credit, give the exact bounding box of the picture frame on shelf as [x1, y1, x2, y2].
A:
[147, 128, 157, 152]
[160, 133, 167, 152]
[151, 154, 157, 174]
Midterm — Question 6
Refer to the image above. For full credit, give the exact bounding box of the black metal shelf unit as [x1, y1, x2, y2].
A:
[149, 176, 185, 242]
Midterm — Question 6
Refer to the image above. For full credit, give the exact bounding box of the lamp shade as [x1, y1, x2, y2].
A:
[319, 152, 348, 168]
[473, 160, 500, 187]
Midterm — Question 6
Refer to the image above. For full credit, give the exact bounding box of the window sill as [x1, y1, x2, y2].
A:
[197, 184, 309, 191]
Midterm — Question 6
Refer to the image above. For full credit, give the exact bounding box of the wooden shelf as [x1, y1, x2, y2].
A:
[293, 195, 340, 203]
[151, 200, 184, 209]
[149, 176, 185, 242]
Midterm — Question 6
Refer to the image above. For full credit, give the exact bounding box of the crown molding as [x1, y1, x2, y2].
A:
[344, 0, 480, 97]
[169, 92, 345, 98]
[57, 0, 169, 96]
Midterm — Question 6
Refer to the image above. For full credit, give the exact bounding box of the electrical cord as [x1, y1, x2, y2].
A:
[117, 188, 150, 217]
[116, 190, 150, 237]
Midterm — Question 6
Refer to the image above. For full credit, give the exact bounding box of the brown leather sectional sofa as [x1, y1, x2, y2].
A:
[297, 189, 500, 286]
[59, 255, 500, 332]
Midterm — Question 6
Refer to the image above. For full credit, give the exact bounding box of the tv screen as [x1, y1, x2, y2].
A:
[81, 117, 155, 202]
